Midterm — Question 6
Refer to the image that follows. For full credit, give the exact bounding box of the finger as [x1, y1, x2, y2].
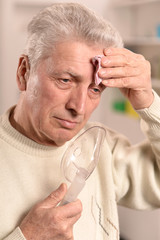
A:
[101, 55, 139, 68]
[103, 47, 136, 57]
[67, 211, 82, 226]
[102, 76, 143, 89]
[103, 48, 146, 67]
[99, 66, 141, 80]
[59, 199, 83, 218]
[41, 183, 67, 208]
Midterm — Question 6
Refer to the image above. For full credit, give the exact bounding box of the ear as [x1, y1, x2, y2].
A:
[16, 55, 30, 91]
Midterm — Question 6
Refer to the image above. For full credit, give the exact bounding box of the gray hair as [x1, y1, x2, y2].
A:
[24, 2, 123, 70]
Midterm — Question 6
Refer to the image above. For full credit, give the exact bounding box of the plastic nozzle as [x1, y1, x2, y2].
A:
[60, 168, 88, 205]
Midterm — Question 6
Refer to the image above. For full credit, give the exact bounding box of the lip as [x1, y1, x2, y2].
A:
[55, 117, 78, 129]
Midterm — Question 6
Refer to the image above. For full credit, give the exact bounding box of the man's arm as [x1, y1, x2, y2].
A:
[112, 91, 160, 208]
[98, 48, 160, 208]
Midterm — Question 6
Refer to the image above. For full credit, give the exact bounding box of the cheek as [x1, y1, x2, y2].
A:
[37, 84, 71, 116]
[91, 98, 100, 111]
[41, 86, 64, 107]
[26, 76, 41, 103]
[85, 98, 100, 119]
[29, 79, 54, 106]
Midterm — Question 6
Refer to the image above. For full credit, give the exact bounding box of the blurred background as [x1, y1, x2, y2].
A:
[0, 0, 160, 239]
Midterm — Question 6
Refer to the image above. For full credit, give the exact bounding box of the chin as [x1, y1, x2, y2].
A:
[57, 128, 82, 145]
[44, 123, 85, 146]
[45, 129, 75, 146]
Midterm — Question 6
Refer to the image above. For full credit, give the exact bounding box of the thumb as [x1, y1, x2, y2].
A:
[42, 183, 67, 208]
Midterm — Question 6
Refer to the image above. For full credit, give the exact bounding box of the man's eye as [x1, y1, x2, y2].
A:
[55, 78, 73, 90]
[92, 87, 100, 93]
[88, 83, 104, 99]
[91, 86, 101, 95]
[60, 79, 70, 83]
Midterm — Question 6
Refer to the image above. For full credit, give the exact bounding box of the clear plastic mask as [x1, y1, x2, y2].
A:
[60, 126, 106, 205]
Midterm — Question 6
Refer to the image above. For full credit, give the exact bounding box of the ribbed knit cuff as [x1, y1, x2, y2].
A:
[3, 227, 26, 240]
[136, 90, 160, 124]
[135, 90, 160, 137]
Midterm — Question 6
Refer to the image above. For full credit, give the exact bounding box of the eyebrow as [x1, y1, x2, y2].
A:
[51, 70, 82, 79]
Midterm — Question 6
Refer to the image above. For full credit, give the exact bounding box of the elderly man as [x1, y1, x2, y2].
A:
[0, 2, 160, 240]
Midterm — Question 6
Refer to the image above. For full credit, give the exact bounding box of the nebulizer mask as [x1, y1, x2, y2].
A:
[60, 126, 106, 205]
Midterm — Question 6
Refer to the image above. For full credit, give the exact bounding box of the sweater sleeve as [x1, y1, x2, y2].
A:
[2, 228, 25, 240]
[137, 90, 160, 157]
[112, 90, 160, 209]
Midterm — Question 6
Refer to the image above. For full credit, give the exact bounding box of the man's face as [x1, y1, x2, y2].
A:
[20, 41, 105, 146]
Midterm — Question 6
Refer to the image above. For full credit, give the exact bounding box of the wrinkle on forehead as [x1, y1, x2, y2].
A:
[45, 56, 95, 77]
[52, 40, 103, 63]
[51, 69, 82, 79]
[41, 41, 103, 79]
[52, 55, 94, 64]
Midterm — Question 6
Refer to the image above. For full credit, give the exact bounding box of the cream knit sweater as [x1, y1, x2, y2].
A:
[1, 91, 160, 240]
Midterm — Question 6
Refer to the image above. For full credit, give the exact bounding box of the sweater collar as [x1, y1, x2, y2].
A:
[0, 106, 70, 157]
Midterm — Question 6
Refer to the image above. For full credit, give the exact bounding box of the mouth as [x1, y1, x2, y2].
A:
[54, 117, 79, 129]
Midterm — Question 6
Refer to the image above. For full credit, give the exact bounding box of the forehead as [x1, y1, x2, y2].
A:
[45, 41, 103, 73]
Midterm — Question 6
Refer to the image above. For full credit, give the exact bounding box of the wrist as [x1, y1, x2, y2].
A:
[132, 91, 154, 110]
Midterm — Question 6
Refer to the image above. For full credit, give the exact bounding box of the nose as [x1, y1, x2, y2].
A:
[66, 86, 87, 116]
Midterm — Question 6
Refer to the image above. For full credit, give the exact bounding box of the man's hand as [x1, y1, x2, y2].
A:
[19, 183, 82, 240]
[99, 48, 154, 110]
